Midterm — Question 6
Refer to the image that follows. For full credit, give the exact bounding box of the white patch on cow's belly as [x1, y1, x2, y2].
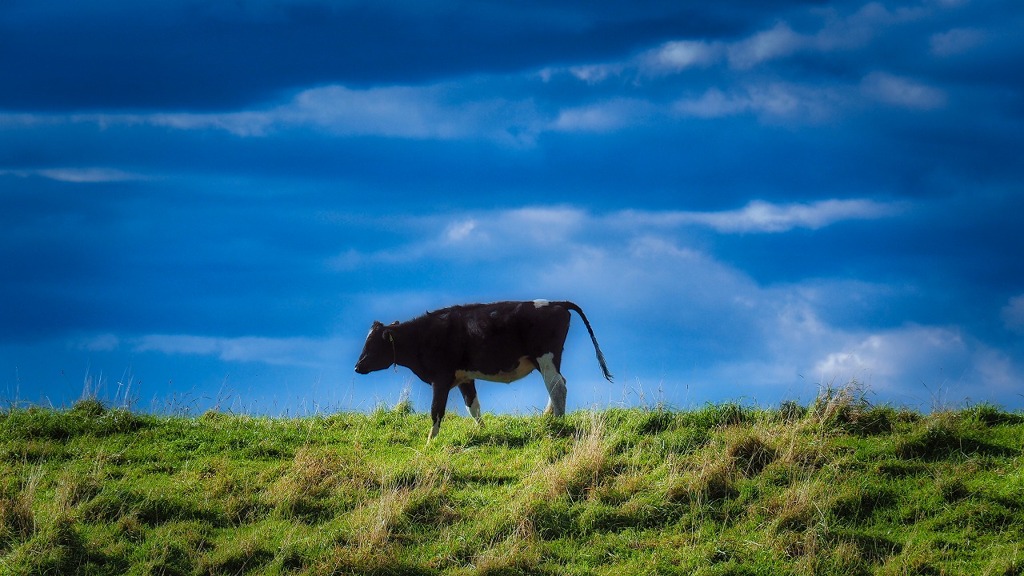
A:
[456, 356, 535, 384]
[533, 299, 550, 308]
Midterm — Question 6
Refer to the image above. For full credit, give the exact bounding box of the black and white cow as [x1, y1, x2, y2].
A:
[355, 300, 612, 440]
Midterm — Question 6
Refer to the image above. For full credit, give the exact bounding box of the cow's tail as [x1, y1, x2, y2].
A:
[562, 302, 614, 382]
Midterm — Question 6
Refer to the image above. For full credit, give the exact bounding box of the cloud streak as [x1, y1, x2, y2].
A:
[860, 72, 947, 110]
[331, 200, 902, 273]
[0, 167, 148, 183]
[133, 335, 347, 368]
[622, 199, 905, 233]
[551, 2, 933, 79]
[0, 0, 974, 147]
[138, 85, 543, 143]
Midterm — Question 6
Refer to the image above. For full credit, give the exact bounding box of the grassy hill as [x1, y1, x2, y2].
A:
[2, 386, 1022, 575]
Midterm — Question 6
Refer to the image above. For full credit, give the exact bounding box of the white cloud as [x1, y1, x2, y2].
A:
[809, 324, 1023, 405]
[1002, 295, 1024, 333]
[76, 334, 121, 352]
[671, 73, 944, 122]
[284, 85, 465, 139]
[929, 28, 985, 56]
[555, 3, 928, 82]
[438, 206, 586, 252]
[40, 168, 146, 183]
[542, 1, 933, 90]
[566, 63, 623, 84]
[972, 347, 1021, 392]
[329, 207, 588, 270]
[0, 167, 147, 183]
[532, 231, 759, 324]
[673, 83, 842, 121]
[813, 328, 964, 382]
[505, 207, 587, 238]
[672, 88, 750, 119]
[641, 40, 722, 74]
[144, 110, 274, 137]
[552, 98, 657, 132]
[814, 2, 927, 51]
[11, 83, 546, 145]
[627, 235, 701, 261]
[0, 1, 964, 147]
[861, 72, 947, 110]
[133, 334, 347, 368]
[528, 5, 946, 129]
[727, 22, 804, 69]
[700, 199, 901, 232]
[444, 219, 479, 243]
[332, 200, 900, 277]
[269, 84, 544, 144]
[623, 199, 903, 233]
[344, 200, 897, 273]
[199, 83, 542, 143]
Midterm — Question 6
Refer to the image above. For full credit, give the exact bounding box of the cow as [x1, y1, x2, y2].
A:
[355, 300, 612, 440]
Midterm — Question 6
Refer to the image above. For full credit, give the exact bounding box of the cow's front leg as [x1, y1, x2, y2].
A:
[428, 381, 452, 442]
[458, 380, 484, 427]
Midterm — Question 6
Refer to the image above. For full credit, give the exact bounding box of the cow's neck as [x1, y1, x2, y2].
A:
[388, 320, 429, 381]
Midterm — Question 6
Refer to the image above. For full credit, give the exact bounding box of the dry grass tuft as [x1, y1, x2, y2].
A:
[288, 446, 346, 493]
[472, 520, 541, 576]
[198, 525, 274, 575]
[474, 413, 613, 550]
[692, 455, 737, 504]
[774, 423, 829, 472]
[1, 467, 41, 542]
[346, 453, 452, 558]
[54, 466, 103, 515]
[535, 412, 610, 501]
[725, 427, 777, 477]
[0, 492, 35, 543]
[666, 444, 737, 506]
[810, 381, 871, 428]
[349, 482, 416, 553]
[268, 446, 356, 519]
[770, 478, 829, 533]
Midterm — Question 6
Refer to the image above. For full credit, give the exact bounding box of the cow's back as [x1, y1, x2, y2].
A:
[427, 301, 570, 375]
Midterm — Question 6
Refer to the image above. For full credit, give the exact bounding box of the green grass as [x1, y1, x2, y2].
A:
[2, 389, 1022, 575]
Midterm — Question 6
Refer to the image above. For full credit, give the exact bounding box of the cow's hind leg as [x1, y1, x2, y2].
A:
[428, 381, 452, 442]
[458, 380, 484, 426]
[537, 352, 567, 416]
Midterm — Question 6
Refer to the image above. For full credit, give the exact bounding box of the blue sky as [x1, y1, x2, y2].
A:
[2, 0, 1023, 415]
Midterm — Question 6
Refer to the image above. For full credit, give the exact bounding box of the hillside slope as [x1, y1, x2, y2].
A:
[2, 390, 1022, 575]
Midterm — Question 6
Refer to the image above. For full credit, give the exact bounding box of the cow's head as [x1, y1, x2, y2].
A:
[354, 320, 396, 374]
